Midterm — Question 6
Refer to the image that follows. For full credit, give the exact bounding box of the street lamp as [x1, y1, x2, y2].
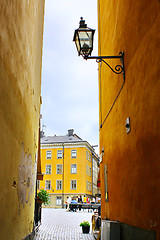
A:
[73, 17, 125, 80]
[73, 17, 95, 56]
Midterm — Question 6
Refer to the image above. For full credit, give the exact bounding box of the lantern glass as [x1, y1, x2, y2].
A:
[78, 30, 93, 55]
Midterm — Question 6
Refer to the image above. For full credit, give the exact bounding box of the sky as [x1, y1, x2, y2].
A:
[41, 0, 99, 152]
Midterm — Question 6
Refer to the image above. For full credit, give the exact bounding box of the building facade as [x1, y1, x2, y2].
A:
[0, 1, 45, 239]
[39, 129, 99, 208]
[98, 0, 160, 239]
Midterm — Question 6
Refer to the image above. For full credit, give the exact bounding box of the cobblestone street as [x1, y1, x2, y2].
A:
[34, 208, 95, 240]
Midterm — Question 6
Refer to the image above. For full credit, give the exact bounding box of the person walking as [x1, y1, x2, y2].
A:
[66, 196, 71, 211]
[83, 195, 86, 203]
[79, 195, 82, 203]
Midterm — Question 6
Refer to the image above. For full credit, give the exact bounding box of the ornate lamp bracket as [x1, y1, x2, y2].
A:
[84, 51, 125, 81]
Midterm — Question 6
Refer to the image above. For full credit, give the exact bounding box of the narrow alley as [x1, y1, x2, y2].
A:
[34, 208, 95, 240]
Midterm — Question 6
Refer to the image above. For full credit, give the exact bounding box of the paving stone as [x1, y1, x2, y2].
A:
[34, 208, 95, 240]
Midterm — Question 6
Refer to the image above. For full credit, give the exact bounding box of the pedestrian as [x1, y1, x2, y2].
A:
[83, 195, 86, 203]
[65, 197, 68, 209]
[66, 196, 71, 211]
[76, 196, 79, 202]
[91, 197, 95, 203]
[71, 197, 78, 212]
[78, 195, 82, 211]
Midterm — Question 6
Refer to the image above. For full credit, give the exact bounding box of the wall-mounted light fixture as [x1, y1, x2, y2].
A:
[125, 117, 131, 134]
[73, 17, 125, 80]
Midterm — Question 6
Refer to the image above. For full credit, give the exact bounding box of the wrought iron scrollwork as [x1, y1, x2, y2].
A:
[84, 51, 125, 81]
[101, 60, 123, 74]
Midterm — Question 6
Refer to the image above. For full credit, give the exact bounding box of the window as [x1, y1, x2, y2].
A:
[71, 180, 77, 190]
[57, 150, 63, 159]
[71, 149, 77, 158]
[45, 180, 51, 190]
[57, 164, 63, 174]
[56, 196, 62, 205]
[86, 180, 91, 191]
[71, 164, 77, 174]
[86, 150, 88, 159]
[37, 180, 40, 190]
[46, 150, 52, 159]
[86, 165, 90, 175]
[56, 180, 62, 190]
[86, 180, 88, 190]
[46, 165, 51, 174]
[90, 167, 91, 177]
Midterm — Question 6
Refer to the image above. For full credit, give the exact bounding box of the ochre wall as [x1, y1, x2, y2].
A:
[98, 0, 160, 238]
[0, 1, 45, 239]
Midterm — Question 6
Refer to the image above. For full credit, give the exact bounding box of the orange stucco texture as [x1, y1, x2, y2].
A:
[98, 0, 160, 238]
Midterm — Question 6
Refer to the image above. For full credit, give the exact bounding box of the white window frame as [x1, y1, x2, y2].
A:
[71, 180, 77, 190]
[46, 164, 52, 174]
[46, 150, 52, 159]
[56, 196, 62, 205]
[71, 149, 77, 158]
[56, 164, 63, 174]
[57, 150, 63, 159]
[71, 164, 77, 174]
[45, 180, 51, 190]
[56, 180, 62, 190]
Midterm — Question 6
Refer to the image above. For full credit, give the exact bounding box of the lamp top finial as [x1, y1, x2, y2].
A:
[79, 17, 87, 28]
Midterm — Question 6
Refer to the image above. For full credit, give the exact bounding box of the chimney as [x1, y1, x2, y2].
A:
[68, 129, 74, 136]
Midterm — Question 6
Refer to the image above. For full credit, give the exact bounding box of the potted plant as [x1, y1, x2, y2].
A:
[37, 188, 50, 205]
[80, 221, 90, 234]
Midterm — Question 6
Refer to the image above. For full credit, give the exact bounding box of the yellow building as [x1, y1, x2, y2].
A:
[39, 129, 99, 208]
[97, 0, 160, 239]
[0, 1, 45, 239]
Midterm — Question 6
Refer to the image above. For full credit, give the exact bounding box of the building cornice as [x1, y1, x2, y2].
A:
[41, 140, 93, 152]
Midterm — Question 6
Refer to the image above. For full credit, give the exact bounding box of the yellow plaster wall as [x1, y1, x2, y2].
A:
[98, 0, 160, 238]
[0, 1, 45, 239]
